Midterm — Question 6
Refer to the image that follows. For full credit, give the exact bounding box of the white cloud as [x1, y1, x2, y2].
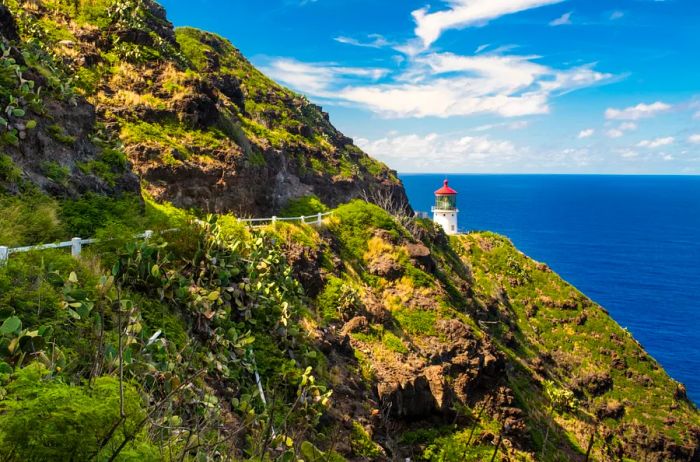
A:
[605, 101, 671, 120]
[474, 120, 530, 131]
[618, 149, 639, 159]
[334, 34, 390, 49]
[261, 58, 388, 95]
[688, 134, 700, 144]
[550, 12, 572, 26]
[637, 137, 675, 148]
[264, 53, 612, 119]
[610, 11, 625, 20]
[356, 132, 522, 172]
[412, 0, 564, 48]
[578, 128, 594, 138]
[605, 122, 637, 138]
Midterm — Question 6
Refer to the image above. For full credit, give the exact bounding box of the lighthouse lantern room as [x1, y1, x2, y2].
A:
[432, 179, 459, 235]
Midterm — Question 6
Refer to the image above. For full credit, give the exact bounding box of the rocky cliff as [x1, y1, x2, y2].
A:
[0, 0, 408, 215]
[0, 2, 698, 462]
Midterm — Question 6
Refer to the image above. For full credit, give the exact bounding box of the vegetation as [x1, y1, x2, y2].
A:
[280, 195, 328, 217]
[0, 1, 697, 461]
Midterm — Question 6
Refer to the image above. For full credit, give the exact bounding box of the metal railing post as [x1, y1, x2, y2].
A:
[0, 246, 8, 265]
[317, 212, 322, 225]
[271, 216, 277, 225]
[71, 237, 82, 258]
[301, 215, 305, 224]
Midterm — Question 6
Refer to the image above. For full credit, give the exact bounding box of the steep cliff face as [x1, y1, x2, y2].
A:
[0, 3, 138, 198]
[0, 2, 697, 462]
[2, 199, 696, 461]
[0, 0, 408, 215]
[299, 203, 700, 461]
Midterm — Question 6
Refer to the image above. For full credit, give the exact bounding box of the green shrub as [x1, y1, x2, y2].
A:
[280, 195, 327, 217]
[0, 249, 78, 327]
[41, 161, 70, 184]
[350, 421, 382, 458]
[393, 307, 437, 336]
[47, 124, 76, 145]
[0, 154, 20, 184]
[0, 193, 65, 246]
[330, 200, 401, 259]
[0, 363, 158, 461]
[60, 193, 144, 237]
[316, 276, 362, 323]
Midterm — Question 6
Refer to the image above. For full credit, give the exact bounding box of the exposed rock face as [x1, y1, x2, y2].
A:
[0, 4, 18, 41]
[572, 371, 614, 397]
[373, 319, 507, 420]
[1, 0, 410, 216]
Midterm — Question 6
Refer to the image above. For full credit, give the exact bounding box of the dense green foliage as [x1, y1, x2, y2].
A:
[0, 1, 697, 461]
[0, 364, 157, 461]
[279, 195, 328, 218]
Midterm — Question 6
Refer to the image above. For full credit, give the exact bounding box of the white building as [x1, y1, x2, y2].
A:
[432, 179, 459, 235]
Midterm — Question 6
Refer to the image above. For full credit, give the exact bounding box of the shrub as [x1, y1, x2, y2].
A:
[350, 422, 383, 458]
[41, 161, 70, 184]
[316, 276, 362, 323]
[280, 195, 327, 217]
[330, 200, 401, 259]
[0, 154, 20, 184]
[0, 363, 158, 461]
[0, 193, 65, 246]
[60, 193, 144, 237]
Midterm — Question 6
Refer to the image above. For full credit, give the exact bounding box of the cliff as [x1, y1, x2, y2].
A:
[0, 0, 408, 215]
[0, 1, 698, 462]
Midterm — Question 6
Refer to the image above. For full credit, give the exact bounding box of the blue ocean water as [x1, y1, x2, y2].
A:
[400, 174, 700, 404]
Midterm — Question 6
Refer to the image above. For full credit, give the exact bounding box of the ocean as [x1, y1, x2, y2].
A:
[400, 174, 700, 404]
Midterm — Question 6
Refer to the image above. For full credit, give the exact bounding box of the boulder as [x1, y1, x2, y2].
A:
[0, 5, 18, 41]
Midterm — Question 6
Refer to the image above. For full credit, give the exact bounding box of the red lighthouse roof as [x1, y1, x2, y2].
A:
[435, 179, 457, 195]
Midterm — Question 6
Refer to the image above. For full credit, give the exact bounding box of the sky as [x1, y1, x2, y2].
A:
[160, 0, 700, 174]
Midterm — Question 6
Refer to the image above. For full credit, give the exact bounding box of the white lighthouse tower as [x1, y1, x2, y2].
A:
[432, 179, 459, 235]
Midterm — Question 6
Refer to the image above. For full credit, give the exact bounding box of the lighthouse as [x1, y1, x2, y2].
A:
[432, 179, 459, 235]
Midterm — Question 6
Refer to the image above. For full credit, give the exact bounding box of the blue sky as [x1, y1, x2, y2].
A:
[160, 0, 700, 174]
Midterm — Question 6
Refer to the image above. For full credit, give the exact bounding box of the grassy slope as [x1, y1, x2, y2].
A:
[452, 232, 700, 460]
[0, 198, 698, 460]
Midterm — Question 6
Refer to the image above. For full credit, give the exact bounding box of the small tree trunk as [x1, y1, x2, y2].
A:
[490, 433, 503, 462]
[117, 286, 125, 418]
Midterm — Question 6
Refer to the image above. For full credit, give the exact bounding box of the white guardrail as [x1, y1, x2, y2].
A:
[0, 212, 334, 264]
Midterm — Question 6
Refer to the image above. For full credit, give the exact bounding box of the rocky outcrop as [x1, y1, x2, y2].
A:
[373, 319, 507, 420]
[1, 0, 410, 215]
[0, 4, 18, 41]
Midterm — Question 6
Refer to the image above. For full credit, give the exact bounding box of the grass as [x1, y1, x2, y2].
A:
[457, 231, 700, 451]
[280, 195, 327, 217]
[47, 124, 76, 145]
[120, 120, 233, 164]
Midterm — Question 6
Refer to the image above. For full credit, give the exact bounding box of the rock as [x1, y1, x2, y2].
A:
[213, 74, 246, 111]
[611, 352, 628, 370]
[405, 242, 435, 273]
[572, 371, 613, 397]
[674, 383, 688, 401]
[367, 253, 403, 280]
[114, 0, 177, 47]
[172, 81, 219, 128]
[377, 375, 440, 418]
[281, 241, 323, 298]
[597, 400, 625, 420]
[341, 316, 369, 337]
[0, 5, 19, 41]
